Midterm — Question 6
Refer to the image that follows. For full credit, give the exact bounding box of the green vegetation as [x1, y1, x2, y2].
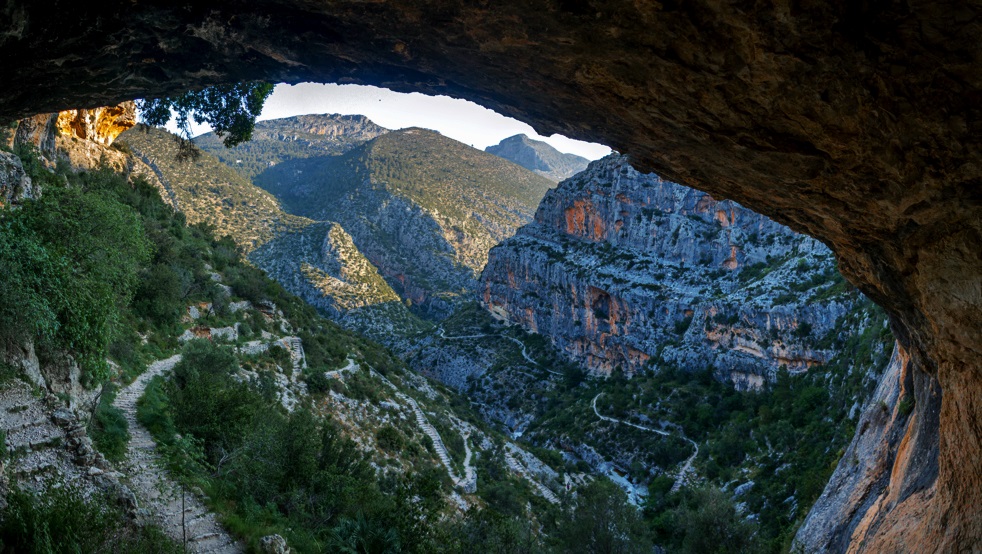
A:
[138, 340, 451, 552]
[0, 483, 180, 553]
[253, 128, 554, 293]
[137, 82, 274, 148]
[88, 384, 130, 463]
[501, 299, 894, 552]
[0, 147, 150, 380]
[119, 125, 311, 252]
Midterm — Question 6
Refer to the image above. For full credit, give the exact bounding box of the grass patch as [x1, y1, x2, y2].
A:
[88, 383, 130, 463]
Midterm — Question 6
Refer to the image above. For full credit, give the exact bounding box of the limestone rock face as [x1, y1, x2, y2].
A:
[481, 155, 855, 381]
[54, 102, 136, 146]
[0, 151, 37, 206]
[0, 2, 979, 550]
[12, 102, 149, 177]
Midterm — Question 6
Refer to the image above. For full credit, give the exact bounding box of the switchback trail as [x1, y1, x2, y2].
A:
[437, 327, 562, 376]
[591, 392, 698, 493]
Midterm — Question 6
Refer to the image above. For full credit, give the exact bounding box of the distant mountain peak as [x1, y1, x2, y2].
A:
[486, 134, 589, 182]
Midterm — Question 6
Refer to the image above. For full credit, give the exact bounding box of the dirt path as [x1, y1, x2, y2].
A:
[437, 327, 562, 376]
[591, 392, 698, 493]
[114, 355, 242, 554]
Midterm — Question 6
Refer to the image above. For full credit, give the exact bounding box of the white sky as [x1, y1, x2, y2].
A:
[170, 83, 611, 160]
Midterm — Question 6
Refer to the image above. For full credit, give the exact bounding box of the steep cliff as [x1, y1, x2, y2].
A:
[1, 3, 979, 549]
[481, 155, 859, 383]
[256, 127, 554, 317]
[485, 134, 589, 183]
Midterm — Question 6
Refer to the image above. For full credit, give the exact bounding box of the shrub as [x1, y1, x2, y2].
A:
[89, 384, 130, 463]
[376, 425, 405, 452]
[0, 482, 179, 553]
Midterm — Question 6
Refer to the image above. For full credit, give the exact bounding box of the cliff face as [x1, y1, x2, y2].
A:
[0, 2, 980, 548]
[481, 156, 856, 383]
[485, 134, 589, 183]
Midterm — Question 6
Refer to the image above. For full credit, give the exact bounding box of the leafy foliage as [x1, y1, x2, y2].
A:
[0, 483, 180, 553]
[137, 82, 274, 148]
[88, 384, 130, 463]
[0, 153, 151, 380]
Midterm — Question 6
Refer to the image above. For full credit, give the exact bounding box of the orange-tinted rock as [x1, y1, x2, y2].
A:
[55, 102, 135, 146]
[0, 2, 979, 549]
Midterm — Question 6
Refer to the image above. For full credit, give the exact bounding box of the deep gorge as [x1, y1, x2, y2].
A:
[0, 2, 980, 551]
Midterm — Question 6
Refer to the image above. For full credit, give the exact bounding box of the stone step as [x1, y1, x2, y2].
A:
[6, 429, 65, 452]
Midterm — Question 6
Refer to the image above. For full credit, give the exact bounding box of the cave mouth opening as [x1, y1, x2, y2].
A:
[2, 0, 979, 547]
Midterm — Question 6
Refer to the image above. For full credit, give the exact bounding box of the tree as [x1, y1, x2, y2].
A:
[137, 82, 274, 153]
[677, 488, 760, 554]
[554, 479, 651, 554]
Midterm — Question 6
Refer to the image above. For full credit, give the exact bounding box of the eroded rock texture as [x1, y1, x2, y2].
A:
[482, 156, 853, 381]
[0, 2, 979, 551]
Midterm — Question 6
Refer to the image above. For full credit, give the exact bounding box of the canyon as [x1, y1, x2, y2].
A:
[0, 2, 979, 551]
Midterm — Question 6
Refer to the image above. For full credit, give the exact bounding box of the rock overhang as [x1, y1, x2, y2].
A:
[0, 1, 980, 551]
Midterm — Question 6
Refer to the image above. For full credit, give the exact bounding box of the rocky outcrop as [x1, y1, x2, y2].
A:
[14, 102, 134, 156]
[54, 103, 135, 146]
[0, 3, 980, 550]
[0, 151, 37, 206]
[486, 134, 589, 183]
[482, 155, 855, 381]
[10, 103, 160, 184]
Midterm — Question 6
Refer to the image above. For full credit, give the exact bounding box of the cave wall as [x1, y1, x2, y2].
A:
[0, 1, 979, 551]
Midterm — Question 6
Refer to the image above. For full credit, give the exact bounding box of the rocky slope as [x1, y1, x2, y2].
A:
[481, 155, 857, 384]
[485, 134, 589, 183]
[2, 4, 980, 549]
[194, 113, 388, 179]
[255, 127, 555, 318]
[118, 125, 424, 343]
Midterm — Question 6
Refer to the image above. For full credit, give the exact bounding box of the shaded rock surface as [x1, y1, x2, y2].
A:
[482, 155, 855, 382]
[0, 2, 979, 550]
[486, 134, 589, 183]
[0, 151, 37, 206]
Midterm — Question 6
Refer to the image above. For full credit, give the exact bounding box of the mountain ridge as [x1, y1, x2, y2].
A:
[254, 127, 556, 318]
[485, 133, 590, 182]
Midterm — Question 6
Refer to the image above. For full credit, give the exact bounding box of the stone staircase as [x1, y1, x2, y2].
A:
[113, 355, 242, 554]
[0, 380, 100, 491]
[277, 336, 307, 370]
[369, 368, 477, 493]
[504, 447, 560, 505]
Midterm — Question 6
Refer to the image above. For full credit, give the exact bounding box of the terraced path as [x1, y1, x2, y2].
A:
[114, 355, 241, 554]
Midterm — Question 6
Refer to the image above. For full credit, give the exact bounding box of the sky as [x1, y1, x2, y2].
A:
[168, 83, 611, 160]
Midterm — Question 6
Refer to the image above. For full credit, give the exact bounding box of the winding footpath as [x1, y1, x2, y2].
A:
[114, 355, 241, 554]
[591, 393, 699, 493]
[437, 327, 562, 376]
[370, 367, 477, 493]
